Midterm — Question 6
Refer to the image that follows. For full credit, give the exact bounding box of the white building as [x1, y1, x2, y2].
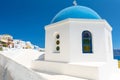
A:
[32, 2, 119, 80]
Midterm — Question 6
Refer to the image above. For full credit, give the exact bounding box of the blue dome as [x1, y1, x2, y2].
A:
[51, 6, 101, 23]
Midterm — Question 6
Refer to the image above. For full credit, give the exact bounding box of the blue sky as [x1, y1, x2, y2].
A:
[0, 0, 120, 48]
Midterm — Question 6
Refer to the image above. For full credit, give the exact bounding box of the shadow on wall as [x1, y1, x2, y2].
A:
[0, 53, 47, 80]
[36, 54, 45, 61]
[0, 65, 13, 80]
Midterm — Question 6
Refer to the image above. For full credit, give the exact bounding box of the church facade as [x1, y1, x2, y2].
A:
[45, 19, 113, 63]
[32, 2, 119, 80]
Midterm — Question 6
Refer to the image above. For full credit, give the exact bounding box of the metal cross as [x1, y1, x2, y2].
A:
[73, 0, 78, 6]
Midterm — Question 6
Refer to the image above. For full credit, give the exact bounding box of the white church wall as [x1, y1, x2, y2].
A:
[45, 19, 114, 63]
[32, 60, 117, 80]
[68, 19, 112, 62]
[32, 60, 99, 80]
[45, 22, 71, 62]
[104, 27, 113, 61]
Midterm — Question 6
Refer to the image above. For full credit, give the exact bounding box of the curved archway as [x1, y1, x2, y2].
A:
[82, 30, 93, 53]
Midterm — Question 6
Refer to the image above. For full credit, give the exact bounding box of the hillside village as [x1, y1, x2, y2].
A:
[0, 34, 44, 52]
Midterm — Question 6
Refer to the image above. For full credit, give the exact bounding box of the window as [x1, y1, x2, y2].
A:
[56, 34, 60, 39]
[82, 31, 93, 53]
[53, 33, 60, 53]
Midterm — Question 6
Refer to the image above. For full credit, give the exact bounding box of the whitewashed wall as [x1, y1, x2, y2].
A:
[0, 50, 45, 80]
[45, 19, 113, 63]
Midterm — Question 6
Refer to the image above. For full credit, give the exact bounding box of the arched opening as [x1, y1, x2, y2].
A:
[82, 31, 93, 53]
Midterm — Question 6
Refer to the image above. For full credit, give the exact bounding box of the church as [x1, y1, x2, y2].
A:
[32, 0, 119, 80]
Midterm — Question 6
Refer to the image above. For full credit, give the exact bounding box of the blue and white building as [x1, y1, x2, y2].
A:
[32, 1, 119, 80]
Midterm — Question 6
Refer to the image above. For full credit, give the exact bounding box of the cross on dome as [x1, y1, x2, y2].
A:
[73, 0, 78, 6]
